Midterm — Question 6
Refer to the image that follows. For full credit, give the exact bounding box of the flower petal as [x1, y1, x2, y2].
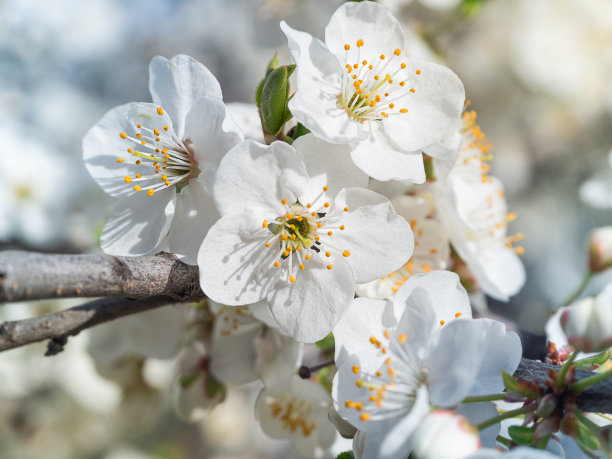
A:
[148, 54, 223, 139]
[226, 102, 265, 143]
[267, 256, 354, 342]
[212, 140, 308, 217]
[198, 213, 276, 306]
[349, 123, 427, 183]
[168, 181, 220, 265]
[329, 187, 414, 283]
[100, 192, 175, 256]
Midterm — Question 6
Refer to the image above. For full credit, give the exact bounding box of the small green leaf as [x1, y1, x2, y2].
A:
[204, 373, 227, 402]
[292, 122, 311, 141]
[255, 53, 280, 109]
[508, 425, 535, 445]
[335, 452, 355, 459]
[502, 370, 519, 392]
[316, 333, 335, 351]
[576, 422, 601, 451]
[259, 64, 296, 140]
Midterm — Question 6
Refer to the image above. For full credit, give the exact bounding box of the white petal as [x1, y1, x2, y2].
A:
[226, 102, 265, 143]
[256, 329, 303, 394]
[293, 134, 369, 205]
[101, 192, 175, 256]
[198, 213, 275, 306]
[333, 297, 398, 369]
[474, 248, 526, 301]
[456, 402, 500, 448]
[148, 54, 223, 139]
[426, 319, 487, 407]
[330, 187, 414, 283]
[168, 181, 220, 265]
[382, 59, 465, 151]
[281, 21, 368, 144]
[324, 1, 408, 62]
[580, 170, 612, 208]
[212, 140, 308, 217]
[349, 124, 427, 183]
[468, 319, 523, 397]
[83, 102, 143, 197]
[267, 256, 354, 342]
[184, 96, 244, 193]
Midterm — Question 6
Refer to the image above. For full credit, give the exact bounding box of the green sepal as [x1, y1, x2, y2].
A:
[575, 421, 601, 451]
[315, 333, 335, 351]
[501, 370, 519, 392]
[255, 53, 280, 109]
[204, 373, 227, 403]
[259, 64, 296, 141]
[335, 452, 355, 459]
[507, 425, 535, 445]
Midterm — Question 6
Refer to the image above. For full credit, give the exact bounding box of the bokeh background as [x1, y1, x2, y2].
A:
[1, 0, 612, 457]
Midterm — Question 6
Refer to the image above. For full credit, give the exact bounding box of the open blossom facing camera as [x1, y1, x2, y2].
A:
[83, 55, 243, 263]
[281, 1, 465, 183]
[198, 134, 413, 342]
[332, 271, 522, 458]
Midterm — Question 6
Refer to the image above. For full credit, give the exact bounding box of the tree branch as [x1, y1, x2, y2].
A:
[0, 251, 202, 303]
[0, 295, 203, 355]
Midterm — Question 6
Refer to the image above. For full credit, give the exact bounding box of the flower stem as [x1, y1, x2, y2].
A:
[556, 349, 579, 389]
[570, 367, 612, 394]
[476, 405, 535, 431]
[423, 154, 436, 182]
[462, 393, 506, 403]
[496, 435, 511, 447]
[561, 271, 594, 307]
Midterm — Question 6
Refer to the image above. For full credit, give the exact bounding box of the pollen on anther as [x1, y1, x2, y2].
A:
[327, 264, 333, 270]
[300, 264, 305, 270]
[356, 39, 364, 47]
[265, 242, 271, 247]
[323, 186, 328, 191]
[157, 107, 164, 115]
[324, 202, 330, 208]
[274, 261, 280, 267]
[281, 198, 288, 205]
[163, 126, 169, 131]
[410, 88, 415, 93]
[325, 251, 331, 257]
[380, 54, 385, 60]
[328, 231, 333, 236]
[290, 275, 296, 283]
[307, 203, 312, 208]
[340, 225, 345, 230]
[394, 48, 401, 56]
[400, 108, 408, 113]
[116, 158, 125, 163]
[398, 333, 407, 344]
[343, 250, 350, 257]
[147, 189, 155, 196]
[440, 320, 445, 326]
[344, 44, 350, 51]
[305, 255, 311, 260]
[119, 132, 127, 139]
[135, 173, 141, 178]
[344, 207, 349, 212]
[124, 176, 132, 183]
[164, 180, 170, 186]
[352, 366, 360, 374]
[360, 413, 371, 421]
[416, 69, 421, 75]
[133, 185, 142, 191]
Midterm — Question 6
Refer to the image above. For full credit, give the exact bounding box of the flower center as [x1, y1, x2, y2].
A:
[261, 187, 351, 284]
[116, 106, 200, 197]
[337, 39, 422, 123]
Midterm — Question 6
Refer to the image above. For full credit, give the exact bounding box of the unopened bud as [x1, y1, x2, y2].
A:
[536, 394, 557, 418]
[411, 411, 480, 459]
[561, 285, 612, 352]
[588, 227, 612, 272]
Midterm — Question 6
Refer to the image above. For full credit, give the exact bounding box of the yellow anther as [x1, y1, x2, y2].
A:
[162, 148, 168, 153]
[155, 137, 160, 142]
[410, 88, 415, 93]
[127, 148, 133, 153]
[300, 264, 305, 270]
[133, 185, 141, 191]
[297, 216, 303, 222]
[327, 264, 333, 270]
[164, 180, 170, 186]
[119, 132, 127, 139]
[400, 63, 406, 69]
[374, 75, 380, 81]
[362, 60, 368, 65]
[328, 231, 333, 236]
[124, 176, 132, 183]
[290, 275, 296, 283]
[306, 203, 312, 208]
[137, 124, 142, 128]
[323, 186, 329, 191]
[394, 48, 401, 56]
[356, 379, 364, 388]
[305, 255, 311, 260]
[136, 133, 142, 138]
[157, 107, 164, 115]
[153, 128, 160, 136]
[430, 248, 438, 255]
[416, 69, 421, 75]
[340, 225, 345, 230]
[380, 54, 385, 60]
[399, 81, 405, 87]
[455, 312, 462, 318]
[283, 250, 289, 257]
[398, 333, 407, 344]
[369, 100, 376, 107]
[282, 198, 288, 205]
[356, 39, 364, 47]
[353, 64, 358, 69]
[163, 126, 169, 131]
[344, 44, 350, 50]
[440, 320, 445, 326]
[381, 112, 388, 118]
[343, 250, 350, 257]
[325, 251, 331, 257]
[317, 222, 322, 228]
[352, 366, 360, 374]
[265, 242, 271, 247]
[515, 246, 525, 255]
[147, 189, 155, 196]
[274, 261, 280, 267]
[140, 140, 146, 145]
[116, 158, 125, 163]
[344, 207, 349, 212]
[135, 160, 141, 165]
[135, 173, 141, 178]
[281, 234, 288, 241]
[315, 235, 320, 241]
[360, 413, 370, 422]
[324, 202, 330, 208]
[400, 108, 408, 113]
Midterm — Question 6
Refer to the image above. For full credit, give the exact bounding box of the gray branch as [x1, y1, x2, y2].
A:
[0, 251, 202, 303]
[0, 295, 203, 355]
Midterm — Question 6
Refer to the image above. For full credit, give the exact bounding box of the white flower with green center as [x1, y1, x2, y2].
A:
[280, 1, 465, 183]
[198, 134, 413, 342]
[332, 271, 522, 459]
[83, 54, 243, 263]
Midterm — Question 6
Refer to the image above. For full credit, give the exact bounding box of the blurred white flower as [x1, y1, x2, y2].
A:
[587, 226, 612, 273]
[580, 148, 612, 209]
[411, 411, 480, 459]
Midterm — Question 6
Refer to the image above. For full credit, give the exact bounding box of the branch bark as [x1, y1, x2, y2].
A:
[0, 295, 203, 355]
[0, 251, 201, 303]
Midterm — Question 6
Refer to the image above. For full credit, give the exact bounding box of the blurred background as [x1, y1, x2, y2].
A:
[1, 0, 612, 457]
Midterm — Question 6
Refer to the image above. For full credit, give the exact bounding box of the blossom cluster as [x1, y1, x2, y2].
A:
[79, 2, 612, 458]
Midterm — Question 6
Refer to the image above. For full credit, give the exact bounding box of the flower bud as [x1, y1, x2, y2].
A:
[560, 285, 612, 352]
[588, 227, 612, 272]
[411, 410, 481, 459]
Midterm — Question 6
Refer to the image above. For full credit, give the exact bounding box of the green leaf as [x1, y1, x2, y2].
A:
[315, 333, 335, 351]
[508, 425, 535, 445]
[255, 53, 280, 109]
[335, 452, 355, 459]
[292, 122, 310, 141]
[259, 64, 296, 140]
[576, 421, 601, 451]
[502, 370, 519, 392]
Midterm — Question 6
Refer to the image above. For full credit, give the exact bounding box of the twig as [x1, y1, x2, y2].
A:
[0, 251, 202, 303]
[0, 295, 204, 354]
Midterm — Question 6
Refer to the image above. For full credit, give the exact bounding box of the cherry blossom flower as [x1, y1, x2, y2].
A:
[410, 411, 480, 459]
[255, 376, 337, 458]
[332, 271, 522, 458]
[199, 134, 413, 342]
[83, 54, 243, 263]
[280, 0, 465, 183]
